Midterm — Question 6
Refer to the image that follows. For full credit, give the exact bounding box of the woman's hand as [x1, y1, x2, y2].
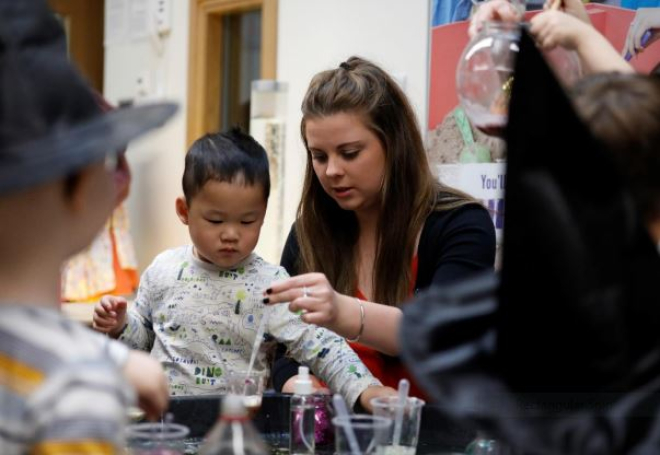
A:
[266, 273, 403, 355]
[543, 0, 591, 25]
[531, 8, 633, 74]
[623, 8, 660, 60]
[468, 0, 523, 39]
[265, 272, 343, 329]
[530, 9, 590, 51]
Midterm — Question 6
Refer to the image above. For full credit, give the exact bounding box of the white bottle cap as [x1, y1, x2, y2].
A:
[222, 394, 248, 418]
[294, 366, 313, 395]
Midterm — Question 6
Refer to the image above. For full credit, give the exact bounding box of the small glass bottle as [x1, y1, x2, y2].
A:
[289, 366, 316, 455]
[199, 394, 269, 455]
[465, 431, 512, 455]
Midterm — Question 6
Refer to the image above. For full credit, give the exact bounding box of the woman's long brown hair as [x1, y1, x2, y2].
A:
[297, 56, 475, 306]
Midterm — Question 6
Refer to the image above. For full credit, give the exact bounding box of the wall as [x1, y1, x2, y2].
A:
[276, 0, 431, 248]
[104, 0, 190, 269]
[103, 0, 431, 269]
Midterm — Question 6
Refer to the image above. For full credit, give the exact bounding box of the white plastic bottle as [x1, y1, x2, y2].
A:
[289, 366, 316, 455]
[199, 394, 269, 455]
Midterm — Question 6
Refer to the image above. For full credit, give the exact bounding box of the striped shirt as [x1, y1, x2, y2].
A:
[0, 305, 133, 455]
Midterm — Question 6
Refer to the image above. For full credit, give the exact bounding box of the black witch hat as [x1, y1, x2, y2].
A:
[0, 0, 177, 194]
[400, 29, 660, 454]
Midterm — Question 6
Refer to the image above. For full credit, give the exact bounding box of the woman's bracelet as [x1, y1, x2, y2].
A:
[345, 298, 365, 343]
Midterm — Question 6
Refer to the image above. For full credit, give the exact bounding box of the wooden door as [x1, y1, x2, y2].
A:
[48, 0, 105, 92]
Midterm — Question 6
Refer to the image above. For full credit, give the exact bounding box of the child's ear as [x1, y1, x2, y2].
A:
[175, 197, 190, 225]
[63, 173, 84, 211]
[63, 169, 94, 213]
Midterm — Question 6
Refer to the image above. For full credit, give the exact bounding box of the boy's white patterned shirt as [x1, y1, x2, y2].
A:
[119, 245, 380, 407]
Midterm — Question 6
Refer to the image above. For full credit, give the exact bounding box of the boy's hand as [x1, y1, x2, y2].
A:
[93, 295, 128, 338]
[530, 10, 590, 51]
[358, 386, 398, 413]
[122, 350, 169, 421]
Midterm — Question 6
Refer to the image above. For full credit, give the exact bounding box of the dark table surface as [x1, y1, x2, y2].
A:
[167, 393, 475, 454]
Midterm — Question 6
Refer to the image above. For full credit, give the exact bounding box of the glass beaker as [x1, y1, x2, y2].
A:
[370, 396, 425, 455]
[332, 415, 392, 455]
[226, 369, 267, 418]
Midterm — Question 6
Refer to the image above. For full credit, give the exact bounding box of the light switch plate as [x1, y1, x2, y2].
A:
[153, 0, 171, 35]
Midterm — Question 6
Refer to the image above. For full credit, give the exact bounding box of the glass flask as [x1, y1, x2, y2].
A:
[456, 21, 581, 137]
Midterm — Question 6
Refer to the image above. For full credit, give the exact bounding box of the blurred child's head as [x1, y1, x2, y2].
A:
[0, 156, 120, 264]
[571, 73, 660, 227]
[176, 128, 270, 268]
[0, 1, 174, 267]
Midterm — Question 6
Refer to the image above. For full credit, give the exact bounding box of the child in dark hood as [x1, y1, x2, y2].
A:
[0, 0, 176, 452]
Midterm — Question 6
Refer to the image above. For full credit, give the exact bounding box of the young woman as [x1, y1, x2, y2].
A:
[265, 57, 496, 396]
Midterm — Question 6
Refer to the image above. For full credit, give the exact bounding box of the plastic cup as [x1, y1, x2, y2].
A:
[126, 422, 189, 455]
[370, 396, 425, 455]
[332, 414, 392, 455]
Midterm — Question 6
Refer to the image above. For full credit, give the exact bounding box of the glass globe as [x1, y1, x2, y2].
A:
[456, 21, 581, 137]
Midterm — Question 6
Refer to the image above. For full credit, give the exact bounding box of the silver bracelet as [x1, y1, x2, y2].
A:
[346, 298, 365, 343]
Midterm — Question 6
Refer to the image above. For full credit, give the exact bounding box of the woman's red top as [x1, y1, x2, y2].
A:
[349, 256, 428, 399]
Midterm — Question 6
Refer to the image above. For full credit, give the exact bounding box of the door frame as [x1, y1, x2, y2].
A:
[187, 0, 278, 146]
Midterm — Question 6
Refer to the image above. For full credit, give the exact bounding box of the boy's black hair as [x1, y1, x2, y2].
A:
[182, 127, 270, 203]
